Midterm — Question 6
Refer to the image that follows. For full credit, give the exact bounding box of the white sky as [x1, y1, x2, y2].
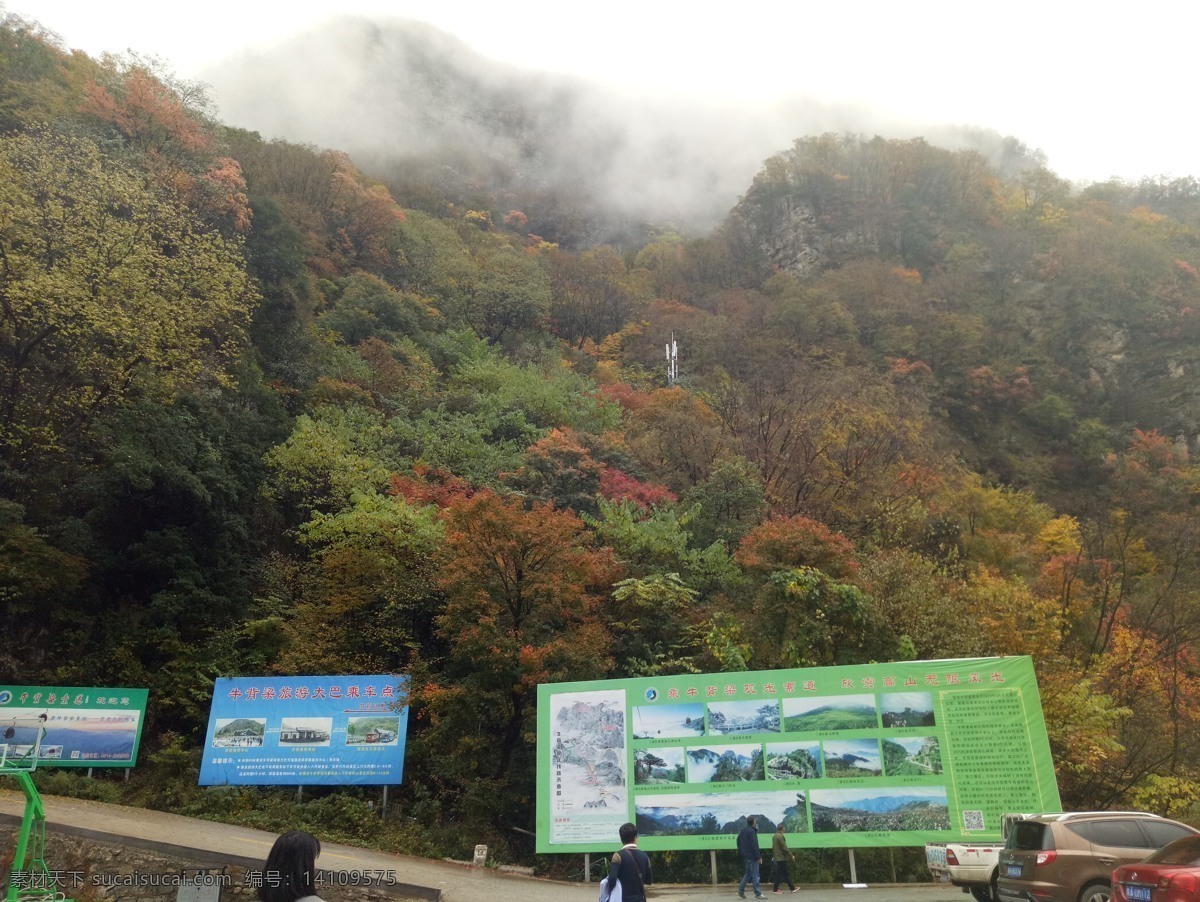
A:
[8, 0, 1199, 184]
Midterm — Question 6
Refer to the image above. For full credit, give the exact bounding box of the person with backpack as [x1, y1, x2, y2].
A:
[604, 822, 652, 902]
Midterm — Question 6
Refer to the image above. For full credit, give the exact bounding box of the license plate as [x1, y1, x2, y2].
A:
[1125, 886, 1152, 902]
[1003, 865, 1022, 878]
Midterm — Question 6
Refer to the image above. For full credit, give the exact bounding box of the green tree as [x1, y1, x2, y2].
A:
[45, 384, 287, 731]
[731, 566, 902, 670]
[0, 128, 256, 477]
[317, 271, 435, 346]
[264, 405, 398, 517]
[278, 491, 443, 674]
[0, 14, 99, 133]
[0, 499, 87, 679]
[449, 246, 551, 344]
[679, 456, 769, 550]
[547, 245, 642, 347]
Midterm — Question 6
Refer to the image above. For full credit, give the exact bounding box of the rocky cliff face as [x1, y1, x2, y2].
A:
[731, 195, 880, 277]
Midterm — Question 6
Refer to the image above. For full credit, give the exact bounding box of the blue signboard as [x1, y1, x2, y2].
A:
[198, 675, 408, 786]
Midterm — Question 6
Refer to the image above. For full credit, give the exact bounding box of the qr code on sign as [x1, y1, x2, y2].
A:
[963, 810, 985, 831]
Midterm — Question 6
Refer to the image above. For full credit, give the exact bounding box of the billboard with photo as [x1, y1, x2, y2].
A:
[0, 685, 148, 768]
[198, 675, 408, 786]
[536, 656, 1060, 853]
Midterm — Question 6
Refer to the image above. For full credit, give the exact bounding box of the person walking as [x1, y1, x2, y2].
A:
[606, 822, 652, 902]
[737, 815, 765, 899]
[770, 823, 798, 894]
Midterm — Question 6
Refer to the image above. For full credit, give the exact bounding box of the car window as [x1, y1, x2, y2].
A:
[1008, 822, 1052, 851]
[1144, 830, 1200, 860]
[1070, 819, 1154, 848]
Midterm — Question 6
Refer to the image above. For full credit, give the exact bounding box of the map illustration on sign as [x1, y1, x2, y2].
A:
[549, 689, 627, 844]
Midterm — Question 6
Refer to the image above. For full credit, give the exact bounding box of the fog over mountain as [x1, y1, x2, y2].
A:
[204, 16, 1041, 243]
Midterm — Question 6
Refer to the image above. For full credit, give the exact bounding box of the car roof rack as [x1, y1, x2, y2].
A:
[1041, 811, 1161, 821]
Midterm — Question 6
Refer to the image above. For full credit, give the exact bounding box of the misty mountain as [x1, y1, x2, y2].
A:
[203, 16, 1044, 246]
[827, 752, 869, 767]
[637, 807, 715, 831]
[814, 795, 942, 814]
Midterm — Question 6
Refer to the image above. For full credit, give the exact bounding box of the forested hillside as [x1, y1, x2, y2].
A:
[2, 11, 1199, 876]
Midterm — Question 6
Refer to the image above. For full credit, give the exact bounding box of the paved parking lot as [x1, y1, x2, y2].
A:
[0, 790, 967, 902]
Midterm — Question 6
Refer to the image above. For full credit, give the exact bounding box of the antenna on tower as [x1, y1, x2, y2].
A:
[666, 333, 678, 385]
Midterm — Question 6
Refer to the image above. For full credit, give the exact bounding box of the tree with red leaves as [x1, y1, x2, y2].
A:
[412, 489, 618, 826]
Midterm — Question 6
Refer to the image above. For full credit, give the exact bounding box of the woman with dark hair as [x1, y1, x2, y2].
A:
[260, 830, 325, 902]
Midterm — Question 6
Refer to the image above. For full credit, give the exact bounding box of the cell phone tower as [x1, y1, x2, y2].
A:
[666, 333, 679, 385]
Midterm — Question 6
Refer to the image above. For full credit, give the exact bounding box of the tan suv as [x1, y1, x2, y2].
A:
[996, 812, 1198, 902]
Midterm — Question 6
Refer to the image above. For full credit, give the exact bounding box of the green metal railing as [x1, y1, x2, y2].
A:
[2, 719, 73, 901]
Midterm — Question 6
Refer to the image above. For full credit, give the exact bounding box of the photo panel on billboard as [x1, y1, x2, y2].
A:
[685, 743, 764, 783]
[882, 736, 942, 776]
[822, 738, 883, 777]
[880, 692, 936, 728]
[634, 747, 686, 785]
[781, 693, 878, 732]
[764, 741, 822, 780]
[705, 700, 780, 735]
[631, 702, 704, 739]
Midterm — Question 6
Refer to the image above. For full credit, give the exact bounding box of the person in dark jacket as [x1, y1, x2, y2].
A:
[737, 815, 765, 899]
[607, 822, 652, 902]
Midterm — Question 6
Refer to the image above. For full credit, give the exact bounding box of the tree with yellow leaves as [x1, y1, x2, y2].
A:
[0, 128, 257, 475]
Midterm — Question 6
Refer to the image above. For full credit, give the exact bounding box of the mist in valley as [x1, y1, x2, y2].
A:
[202, 16, 1042, 244]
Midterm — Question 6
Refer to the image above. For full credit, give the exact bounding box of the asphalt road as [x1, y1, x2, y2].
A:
[0, 789, 969, 902]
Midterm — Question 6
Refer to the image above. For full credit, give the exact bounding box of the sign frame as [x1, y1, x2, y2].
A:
[198, 674, 408, 786]
[537, 656, 1060, 853]
[0, 685, 148, 768]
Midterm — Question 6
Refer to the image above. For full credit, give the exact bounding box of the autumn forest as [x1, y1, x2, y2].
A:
[2, 11, 1200, 881]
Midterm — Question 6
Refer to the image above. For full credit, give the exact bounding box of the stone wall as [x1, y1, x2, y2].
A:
[0, 825, 435, 902]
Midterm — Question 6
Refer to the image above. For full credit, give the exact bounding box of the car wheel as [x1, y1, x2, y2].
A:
[1078, 881, 1111, 902]
[970, 886, 994, 902]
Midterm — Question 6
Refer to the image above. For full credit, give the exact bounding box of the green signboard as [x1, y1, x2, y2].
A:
[536, 656, 1060, 853]
[0, 685, 148, 768]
